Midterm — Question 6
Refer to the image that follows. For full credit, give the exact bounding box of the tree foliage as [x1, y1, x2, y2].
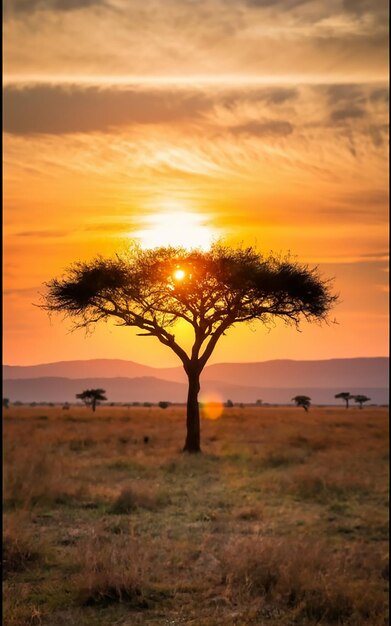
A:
[335, 392, 354, 409]
[158, 401, 171, 409]
[76, 388, 107, 411]
[353, 394, 371, 409]
[292, 395, 311, 411]
[43, 244, 336, 371]
[42, 243, 337, 451]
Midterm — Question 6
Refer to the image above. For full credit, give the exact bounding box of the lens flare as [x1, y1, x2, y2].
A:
[200, 392, 224, 420]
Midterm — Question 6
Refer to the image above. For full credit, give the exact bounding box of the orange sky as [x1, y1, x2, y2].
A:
[3, 0, 389, 367]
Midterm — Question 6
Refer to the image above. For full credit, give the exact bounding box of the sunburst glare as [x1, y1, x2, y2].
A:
[173, 268, 186, 281]
[134, 211, 218, 251]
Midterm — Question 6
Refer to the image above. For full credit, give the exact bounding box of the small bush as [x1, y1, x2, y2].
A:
[3, 525, 44, 577]
[110, 484, 170, 514]
[76, 533, 148, 608]
[260, 450, 307, 468]
[234, 506, 263, 521]
[158, 401, 170, 409]
[282, 469, 370, 504]
[69, 438, 95, 452]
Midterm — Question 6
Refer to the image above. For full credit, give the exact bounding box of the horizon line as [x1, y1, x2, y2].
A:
[4, 355, 389, 368]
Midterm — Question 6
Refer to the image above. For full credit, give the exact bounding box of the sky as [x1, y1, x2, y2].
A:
[3, 0, 389, 367]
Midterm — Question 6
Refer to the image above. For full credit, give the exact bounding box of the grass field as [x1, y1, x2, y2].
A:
[3, 404, 389, 625]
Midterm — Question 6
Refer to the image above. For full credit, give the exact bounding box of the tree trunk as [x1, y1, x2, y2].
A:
[345, 399, 349, 409]
[92, 399, 96, 412]
[183, 370, 201, 453]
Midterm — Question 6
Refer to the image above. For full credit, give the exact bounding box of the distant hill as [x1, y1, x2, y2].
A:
[2, 375, 268, 404]
[3, 357, 388, 404]
[3, 356, 388, 388]
[3, 359, 158, 380]
[2, 376, 388, 405]
[3, 377, 388, 405]
[201, 357, 389, 388]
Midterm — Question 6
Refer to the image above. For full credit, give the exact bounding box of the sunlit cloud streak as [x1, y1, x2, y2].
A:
[4, 0, 388, 81]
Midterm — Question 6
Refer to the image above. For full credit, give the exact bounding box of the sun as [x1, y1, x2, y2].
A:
[134, 210, 217, 251]
[173, 268, 186, 281]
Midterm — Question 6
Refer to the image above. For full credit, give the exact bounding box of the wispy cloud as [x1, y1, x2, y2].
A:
[15, 229, 71, 238]
[4, 0, 388, 81]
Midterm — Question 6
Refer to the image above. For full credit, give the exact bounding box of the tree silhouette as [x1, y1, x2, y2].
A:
[76, 388, 107, 412]
[335, 391, 353, 409]
[353, 394, 371, 409]
[3, 398, 10, 409]
[42, 243, 336, 452]
[292, 395, 311, 412]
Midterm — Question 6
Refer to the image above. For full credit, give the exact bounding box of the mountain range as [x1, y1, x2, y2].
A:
[3, 357, 388, 404]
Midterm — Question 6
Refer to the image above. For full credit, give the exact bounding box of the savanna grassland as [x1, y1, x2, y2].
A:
[3, 405, 389, 626]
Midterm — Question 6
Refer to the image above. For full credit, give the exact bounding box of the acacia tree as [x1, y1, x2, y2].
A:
[353, 394, 371, 409]
[42, 244, 336, 452]
[292, 395, 311, 412]
[335, 391, 353, 409]
[76, 388, 107, 412]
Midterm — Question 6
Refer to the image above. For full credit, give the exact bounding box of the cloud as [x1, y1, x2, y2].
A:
[3, 286, 41, 297]
[14, 229, 71, 238]
[5, 0, 106, 16]
[3, 84, 212, 134]
[230, 120, 293, 136]
[4, 81, 387, 141]
[4, 0, 388, 82]
[330, 107, 367, 122]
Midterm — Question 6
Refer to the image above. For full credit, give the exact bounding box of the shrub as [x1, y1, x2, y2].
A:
[76, 533, 148, 607]
[3, 521, 44, 577]
[110, 484, 170, 514]
[158, 401, 171, 409]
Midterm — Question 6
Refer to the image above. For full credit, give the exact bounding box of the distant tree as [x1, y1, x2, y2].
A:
[3, 398, 10, 409]
[76, 388, 107, 412]
[158, 401, 171, 409]
[255, 399, 263, 406]
[62, 403, 70, 410]
[292, 395, 311, 412]
[42, 243, 336, 453]
[335, 392, 353, 409]
[225, 399, 234, 408]
[353, 394, 371, 409]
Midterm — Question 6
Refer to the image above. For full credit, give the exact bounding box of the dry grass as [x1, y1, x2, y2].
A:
[75, 532, 148, 607]
[3, 514, 46, 578]
[3, 404, 389, 625]
[109, 483, 170, 514]
[220, 537, 387, 624]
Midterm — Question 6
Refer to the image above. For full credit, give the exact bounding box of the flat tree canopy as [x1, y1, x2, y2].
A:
[42, 243, 337, 452]
[76, 388, 107, 412]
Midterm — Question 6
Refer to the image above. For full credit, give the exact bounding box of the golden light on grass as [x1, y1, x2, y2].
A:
[3, 405, 388, 624]
[134, 210, 217, 251]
